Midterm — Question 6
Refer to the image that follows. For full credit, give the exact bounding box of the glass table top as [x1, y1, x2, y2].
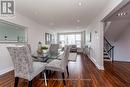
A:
[32, 52, 63, 63]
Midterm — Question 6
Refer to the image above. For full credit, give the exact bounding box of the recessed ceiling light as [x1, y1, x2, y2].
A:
[77, 19, 80, 23]
[78, 2, 82, 6]
[117, 12, 127, 16]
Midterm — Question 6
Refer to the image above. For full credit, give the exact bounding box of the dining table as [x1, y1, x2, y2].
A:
[32, 50, 64, 63]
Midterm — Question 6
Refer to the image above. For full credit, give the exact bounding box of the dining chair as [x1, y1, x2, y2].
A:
[48, 44, 59, 55]
[7, 46, 47, 87]
[45, 45, 70, 85]
[57, 45, 71, 76]
[27, 44, 31, 53]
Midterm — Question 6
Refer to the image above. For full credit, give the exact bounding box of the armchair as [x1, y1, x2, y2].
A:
[70, 45, 77, 52]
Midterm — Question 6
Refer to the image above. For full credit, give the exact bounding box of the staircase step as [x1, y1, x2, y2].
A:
[104, 59, 111, 61]
[104, 57, 110, 59]
[104, 53, 108, 55]
[104, 57, 111, 61]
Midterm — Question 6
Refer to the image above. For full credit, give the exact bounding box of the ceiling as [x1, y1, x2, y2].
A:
[105, 1, 130, 43]
[15, 0, 109, 30]
[106, 2, 130, 21]
[105, 20, 130, 42]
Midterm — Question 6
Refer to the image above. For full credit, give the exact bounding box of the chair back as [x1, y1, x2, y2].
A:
[7, 46, 33, 79]
[61, 45, 70, 70]
[48, 44, 59, 55]
[26, 44, 31, 53]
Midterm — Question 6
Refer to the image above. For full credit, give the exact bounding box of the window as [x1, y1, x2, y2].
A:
[45, 33, 52, 45]
[76, 34, 81, 47]
[58, 33, 81, 47]
[59, 35, 65, 45]
[67, 34, 75, 45]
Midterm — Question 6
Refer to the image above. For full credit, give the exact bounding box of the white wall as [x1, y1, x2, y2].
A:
[0, 44, 15, 75]
[86, 22, 104, 70]
[0, 13, 52, 75]
[85, 0, 124, 70]
[114, 27, 130, 62]
[0, 13, 52, 54]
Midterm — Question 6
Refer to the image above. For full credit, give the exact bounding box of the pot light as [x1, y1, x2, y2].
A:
[117, 12, 127, 16]
[78, 2, 82, 6]
[77, 19, 80, 23]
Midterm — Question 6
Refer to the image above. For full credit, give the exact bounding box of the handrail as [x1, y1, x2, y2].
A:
[107, 46, 114, 53]
[104, 37, 114, 61]
[104, 37, 112, 47]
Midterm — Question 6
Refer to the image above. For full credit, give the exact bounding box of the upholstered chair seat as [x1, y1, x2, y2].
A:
[45, 59, 64, 72]
[29, 62, 47, 81]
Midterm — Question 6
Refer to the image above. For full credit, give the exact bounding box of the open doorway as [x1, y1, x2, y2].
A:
[103, 1, 130, 62]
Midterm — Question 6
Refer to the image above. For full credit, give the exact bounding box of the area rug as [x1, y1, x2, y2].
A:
[68, 53, 77, 61]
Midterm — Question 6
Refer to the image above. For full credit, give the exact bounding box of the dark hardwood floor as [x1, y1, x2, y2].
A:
[0, 54, 130, 87]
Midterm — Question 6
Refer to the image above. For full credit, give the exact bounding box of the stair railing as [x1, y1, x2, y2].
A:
[104, 37, 114, 61]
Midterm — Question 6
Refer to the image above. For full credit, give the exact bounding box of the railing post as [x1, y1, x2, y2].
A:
[112, 47, 114, 62]
[110, 50, 113, 59]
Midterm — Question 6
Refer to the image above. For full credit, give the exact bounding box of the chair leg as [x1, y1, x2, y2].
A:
[62, 72, 66, 86]
[43, 70, 47, 86]
[45, 70, 48, 81]
[66, 65, 69, 77]
[28, 80, 32, 87]
[14, 77, 19, 87]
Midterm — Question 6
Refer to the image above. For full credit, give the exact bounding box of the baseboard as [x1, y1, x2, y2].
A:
[0, 67, 14, 75]
[89, 56, 104, 70]
[114, 59, 130, 62]
[96, 64, 104, 70]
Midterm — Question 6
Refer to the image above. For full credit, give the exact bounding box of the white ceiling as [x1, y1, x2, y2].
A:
[16, 0, 109, 30]
[106, 2, 130, 21]
[105, 2, 130, 43]
[105, 20, 130, 42]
